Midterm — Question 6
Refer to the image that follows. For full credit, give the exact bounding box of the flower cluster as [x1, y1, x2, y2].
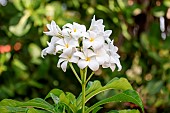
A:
[41, 16, 122, 72]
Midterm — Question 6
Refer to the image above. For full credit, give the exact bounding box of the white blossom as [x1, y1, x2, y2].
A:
[41, 16, 122, 72]
[62, 22, 86, 40]
[55, 37, 79, 52]
[89, 15, 105, 33]
[57, 48, 79, 72]
[41, 36, 59, 58]
[74, 49, 99, 71]
[44, 20, 62, 37]
[83, 31, 104, 50]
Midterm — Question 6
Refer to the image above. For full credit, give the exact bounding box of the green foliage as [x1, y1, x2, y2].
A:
[0, 98, 55, 112]
[0, 77, 143, 113]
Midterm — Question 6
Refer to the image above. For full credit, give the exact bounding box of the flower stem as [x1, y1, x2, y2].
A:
[81, 67, 87, 113]
[82, 82, 86, 113]
[69, 63, 82, 84]
[86, 72, 94, 84]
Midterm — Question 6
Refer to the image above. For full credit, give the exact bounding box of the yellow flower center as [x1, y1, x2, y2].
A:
[65, 43, 69, 48]
[73, 29, 77, 32]
[86, 57, 90, 61]
[89, 37, 94, 42]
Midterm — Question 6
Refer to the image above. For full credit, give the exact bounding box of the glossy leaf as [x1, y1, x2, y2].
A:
[86, 89, 144, 113]
[0, 98, 55, 113]
[45, 88, 64, 100]
[77, 78, 133, 108]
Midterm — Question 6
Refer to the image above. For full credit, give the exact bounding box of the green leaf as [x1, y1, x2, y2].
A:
[27, 108, 50, 113]
[0, 98, 54, 113]
[108, 109, 140, 113]
[13, 0, 24, 11]
[86, 80, 102, 96]
[9, 10, 31, 36]
[77, 78, 133, 108]
[27, 108, 39, 113]
[45, 88, 64, 100]
[0, 106, 27, 113]
[59, 92, 77, 113]
[86, 90, 144, 113]
[92, 107, 102, 113]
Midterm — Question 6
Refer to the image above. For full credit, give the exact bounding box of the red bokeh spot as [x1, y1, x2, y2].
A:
[0, 45, 11, 54]
[14, 42, 22, 51]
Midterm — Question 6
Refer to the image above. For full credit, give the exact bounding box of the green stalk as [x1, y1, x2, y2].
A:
[81, 67, 87, 113]
[85, 72, 94, 84]
[69, 63, 82, 84]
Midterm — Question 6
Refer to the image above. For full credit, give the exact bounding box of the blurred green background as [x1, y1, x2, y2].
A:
[0, 0, 170, 112]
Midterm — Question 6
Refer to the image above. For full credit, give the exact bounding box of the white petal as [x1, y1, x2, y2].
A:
[69, 39, 79, 47]
[88, 59, 99, 71]
[86, 49, 96, 57]
[104, 30, 112, 38]
[92, 35, 104, 50]
[63, 23, 73, 29]
[41, 48, 47, 58]
[74, 51, 86, 59]
[57, 58, 65, 67]
[56, 45, 65, 52]
[83, 39, 92, 49]
[78, 59, 88, 69]
[61, 61, 68, 72]
[110, 63, 116, 72]
[46, 24, 51, 30]
[51, 36, 60, 44]
[46, 45, 55, 54]
[56, 39, 65, 46]
[70, 56, 79, 63]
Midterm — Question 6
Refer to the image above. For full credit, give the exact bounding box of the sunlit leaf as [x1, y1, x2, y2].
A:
[12, 58, 27, 70]
[45, 88, 64, 100]
[77, 78, 133, 108]
[0, 98, 54, 113]
[9, 10, 31, 36]
[86, 90, 144, 113]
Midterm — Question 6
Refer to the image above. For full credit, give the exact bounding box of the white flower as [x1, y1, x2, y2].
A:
[41, 36, 59, 58]
[41, 15, 122, 72]
[0, 0, 7, 6]
[62, 22, 86, 40]
[89, 15, 105, 33]
[57, 48, 79, 72]
[56, 37, 79, 52]
[94, 48, 109, 65]
[104, 30, 112, 43]
[83, 31, 104, 49]
[44, 20, 62, 37]
[102, 41, 122, 71]
[74, 49, 99, 71]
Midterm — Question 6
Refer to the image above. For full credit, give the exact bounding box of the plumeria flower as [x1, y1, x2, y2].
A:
[55, 37, 79, 52]
[74, 49, 99, 71]
[57, 48, 79, 72]
[41, 36, 59, 58]
[89, 15, 105, 33]
[103, 41, 122, 71]
[44, 20, 62, 37]
[83, 31, 104, 49]
[104, 30, 112, 43]
[41, 15, 122, 72]
[62, 22, 86, 40]
[94, 48, 110, 65]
